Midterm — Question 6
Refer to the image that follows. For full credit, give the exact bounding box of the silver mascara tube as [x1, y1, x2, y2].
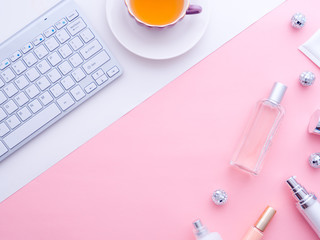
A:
[287, 176, 320, 238]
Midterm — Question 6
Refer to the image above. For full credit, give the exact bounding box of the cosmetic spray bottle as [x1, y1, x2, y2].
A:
[241, 206, 276, 240]
[287, 176, 320, 238]
[193, 219, 223, 240]
[230, 82, 287, 175]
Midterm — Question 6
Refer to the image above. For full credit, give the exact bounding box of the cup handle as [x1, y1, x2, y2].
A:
[186, 5, 202, 15]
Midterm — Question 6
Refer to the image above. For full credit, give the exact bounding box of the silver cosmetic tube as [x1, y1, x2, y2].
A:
[287, 176, 320, 238]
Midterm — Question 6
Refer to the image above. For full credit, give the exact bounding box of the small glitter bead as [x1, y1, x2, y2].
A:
[309, 153, 320, 168]
[299, 71, 315, 86]
[291, 13, 306, 29]
[212, 189, 228, 205]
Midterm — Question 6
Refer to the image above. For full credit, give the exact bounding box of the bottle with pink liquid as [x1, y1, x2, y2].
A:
[230, 82, 287, 175]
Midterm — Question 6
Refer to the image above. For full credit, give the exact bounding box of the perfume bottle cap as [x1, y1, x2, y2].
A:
[193, 219, 209, 237]
[308, 109, 320, 135]
[286, 176, 317, 209]
[287, 176, 300, 189]
[268, 82, 287, 104]
[254, 206, 276, 232]
[287, 176, 310, 200]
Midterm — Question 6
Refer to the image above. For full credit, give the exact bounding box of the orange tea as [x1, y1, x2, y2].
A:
[130, 0, 185, 26]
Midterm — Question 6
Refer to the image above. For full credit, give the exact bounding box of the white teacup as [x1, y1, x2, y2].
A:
[124, 0, 202, 28]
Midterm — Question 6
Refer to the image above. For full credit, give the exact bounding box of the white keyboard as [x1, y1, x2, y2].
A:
[0, 0, 122, 162]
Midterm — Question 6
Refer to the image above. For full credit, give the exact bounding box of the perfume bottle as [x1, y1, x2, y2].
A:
[241, 206, 276, 240]
[193, 219, 223, 240]
[287, 177, 320, 238]
[230, 82, 287, 175]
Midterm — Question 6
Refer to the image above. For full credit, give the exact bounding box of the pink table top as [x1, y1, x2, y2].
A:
[1, 0, 320, 239]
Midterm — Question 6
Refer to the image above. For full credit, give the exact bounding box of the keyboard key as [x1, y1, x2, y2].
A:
[14, 92, 29, 106]
[92, 69, 104, 80]
[69, 53, 83, 67]
[70, 85, 85, 101]
[0, 79, 4, 88]
[15, 76, 29, 89]
[50, 83, 64, 97]
[10, 51, 22, 62]
[4, 83, 18, 97]
[56, 29, 70, 44]
[0, 123, 10, 137]
[23, 52, 37, 67]
[69, 37, 83, 51]
[45, 37, 59, 51]
[34, 45, 49, 59]
[1, 68, 15, 82]
[107, 66, 120, 78]
[67, 18, 86, 36]
[0, 92, 7, 104]
[57, 93, 75, 110]
[55, 18, 68, 29]
[25, 84, 40, 98]
[67, 10, 79, 21]
[17, 107, 32, 121]
[44, 26, 56, 37]
[36, 76, 50, 90]
[6, 115, 20, 129]
[0, 108, 7, 121]
[80, 39, 102, 59]
[58, 45, 73, 58]
[26, 68, 40, 82]
[28, 99, 42, 113]
[39, 91, 53, 106]
[4, 100, 18, 114]
[72, 68, 86, 82]
[95, 74, 108, 85]
[3, 103, 61, 149]
[80, 28, 94, 43]
[84, 82, 96, 93]
[12, 60, 27, 75]
[47, 69, 62, 83]
[0, 59, 10, 70]
[33, 34, 45, 46]
[36, 60, 51, 74]
[48, 52, 62, 66]
[0, 141, 8, 157]
[21, 42, 33, 54]
[58, 61, 72, 75]
[83, 50, 110, 74]
[61, 76, 75, 90]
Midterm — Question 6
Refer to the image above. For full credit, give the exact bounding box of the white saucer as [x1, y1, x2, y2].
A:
[106, 0, 211, 60]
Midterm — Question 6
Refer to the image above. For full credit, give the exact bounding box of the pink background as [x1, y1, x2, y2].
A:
[1, 0, 320, 239]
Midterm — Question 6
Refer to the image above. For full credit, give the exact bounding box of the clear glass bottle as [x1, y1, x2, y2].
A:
[230, 82, 287, 175]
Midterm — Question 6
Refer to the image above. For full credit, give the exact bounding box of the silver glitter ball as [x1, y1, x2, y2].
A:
[299, 71, 315, 86]
[291, 13, 306, 29]
[309, 153, 320, 168]
[212, 189, 228, 205]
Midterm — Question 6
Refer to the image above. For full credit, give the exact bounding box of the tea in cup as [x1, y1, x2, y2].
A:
[124, 0, 202, 28]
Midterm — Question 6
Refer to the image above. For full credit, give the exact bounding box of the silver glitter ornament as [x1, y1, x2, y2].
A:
[291, 13, 306, 29]
[309, 153, 320, 168]
[212, 189, 228, 205]
[299, 71, 315, 86]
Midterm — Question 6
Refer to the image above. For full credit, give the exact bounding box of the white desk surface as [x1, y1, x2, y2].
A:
[0, 0, 285, 202]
